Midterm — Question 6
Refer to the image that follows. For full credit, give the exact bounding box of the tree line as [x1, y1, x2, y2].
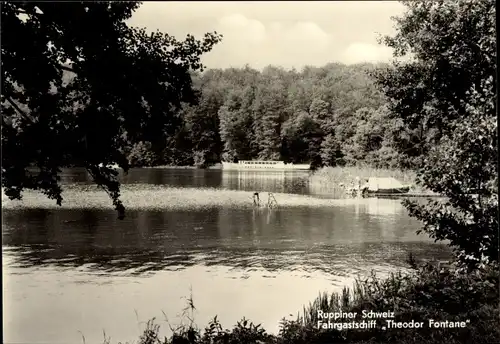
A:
[126, 62, 431, 170]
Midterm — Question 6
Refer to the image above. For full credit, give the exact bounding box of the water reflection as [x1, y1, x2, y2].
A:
[29, 167, 364, 200]
[49, 167, 224, 188]
[3, 205, 450, 277]
[221, 171, 310, 194]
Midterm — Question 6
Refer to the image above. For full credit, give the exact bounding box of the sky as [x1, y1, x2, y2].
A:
[127, 1, 406, 70]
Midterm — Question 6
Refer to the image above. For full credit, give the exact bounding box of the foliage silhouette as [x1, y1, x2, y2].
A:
[1, 2, 222, 218]
[373, 0, 497, 268]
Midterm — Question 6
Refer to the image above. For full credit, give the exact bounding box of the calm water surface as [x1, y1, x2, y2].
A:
[3, 169, 450, 344]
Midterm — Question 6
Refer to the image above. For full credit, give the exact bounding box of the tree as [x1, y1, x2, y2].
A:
[1, 2, 222, 218]
[218, 90, 253, 161]
[342, 105, 398, 167]
[127, 141, 157, 167]
[375, 0, 497, 268]
[319, 133, 343, 167]
[252, 82, 288, 160]
[184, 88, 224, 167]
[281, 111, 321, 164]
[161, 124, 195, 166]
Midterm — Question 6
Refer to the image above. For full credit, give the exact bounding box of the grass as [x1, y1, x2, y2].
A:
[1, 185, 393, 212]
[100, 260, 499, 344]
[309, 166, 436, 195]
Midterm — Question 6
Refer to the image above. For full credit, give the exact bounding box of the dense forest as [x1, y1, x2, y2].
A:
[125, 63, 424, 170]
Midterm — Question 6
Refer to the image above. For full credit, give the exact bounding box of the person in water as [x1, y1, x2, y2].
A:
[253, 192, 260, 206]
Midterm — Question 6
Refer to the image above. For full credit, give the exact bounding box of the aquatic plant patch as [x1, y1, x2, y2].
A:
[1, 185, 378, 211]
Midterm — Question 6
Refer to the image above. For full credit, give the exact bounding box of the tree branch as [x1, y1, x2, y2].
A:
[5, 97, 36, 124]
[60, 64, 76, 73]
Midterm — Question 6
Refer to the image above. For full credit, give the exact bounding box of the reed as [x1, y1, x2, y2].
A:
[310, 166, 417, 186]
[309, 166, 435, 195]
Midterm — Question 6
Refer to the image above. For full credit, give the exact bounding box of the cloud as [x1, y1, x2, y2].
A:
[217, 13, 267, 43]
[205, 15, 333, 69]
[283, 22, 330, 50]
[340, 43, 394, 64]
[126, 2, 406, 70]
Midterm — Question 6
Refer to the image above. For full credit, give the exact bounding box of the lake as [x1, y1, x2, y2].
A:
[2, 168, 451, 344]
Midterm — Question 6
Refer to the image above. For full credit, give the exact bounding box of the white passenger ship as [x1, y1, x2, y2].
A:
[221, 160, 311, 170]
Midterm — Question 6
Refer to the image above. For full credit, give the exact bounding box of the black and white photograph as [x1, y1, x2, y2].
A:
[1, 1, 497, 344]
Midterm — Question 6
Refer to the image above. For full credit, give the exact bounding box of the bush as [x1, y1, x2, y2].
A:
[127, 141, 158, 167]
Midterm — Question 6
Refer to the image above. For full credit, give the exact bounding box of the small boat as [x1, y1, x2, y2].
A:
[363, 177, 411, 195]
[221, 160, 311, 171]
